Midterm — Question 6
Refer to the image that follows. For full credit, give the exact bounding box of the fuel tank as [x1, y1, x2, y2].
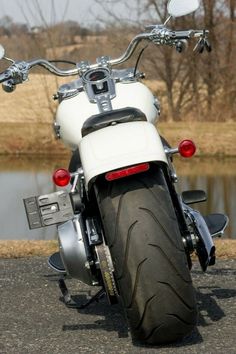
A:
[55, 81, 158, 150]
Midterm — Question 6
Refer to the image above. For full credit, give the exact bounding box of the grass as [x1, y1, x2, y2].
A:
[0, 239, 235, 260]
[0, 240, 58, 259]
[158, 122, 236, 157]
[0, 122, 68, 155]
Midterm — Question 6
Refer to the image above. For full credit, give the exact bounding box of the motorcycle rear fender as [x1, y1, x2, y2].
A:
[79, 121, 168, 189]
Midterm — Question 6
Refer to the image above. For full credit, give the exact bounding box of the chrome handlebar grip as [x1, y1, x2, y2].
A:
[193, 30, 209, 38]
[171, 30, 195, 39]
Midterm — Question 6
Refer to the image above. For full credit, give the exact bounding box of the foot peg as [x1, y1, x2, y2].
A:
[182, 190, 207, 205]
[203, 213, 229, 237]
[48, 252, 66, 273]
[184, 205, 229, 271]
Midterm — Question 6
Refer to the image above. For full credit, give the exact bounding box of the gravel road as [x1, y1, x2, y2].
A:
[0, 257, 236, 354]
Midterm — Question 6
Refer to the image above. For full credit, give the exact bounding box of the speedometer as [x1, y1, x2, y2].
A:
[83, 68, 110, 83]
[89, 71, 106, 81]
[82, 67, 115, 102]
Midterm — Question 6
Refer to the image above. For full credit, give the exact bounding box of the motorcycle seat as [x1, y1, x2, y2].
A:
[81, 107, 147, 137]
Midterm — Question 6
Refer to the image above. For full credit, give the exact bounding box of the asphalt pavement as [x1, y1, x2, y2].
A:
[0, 257, 236, 354]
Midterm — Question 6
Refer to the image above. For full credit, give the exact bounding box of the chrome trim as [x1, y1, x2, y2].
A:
[113, 68, 138, 83]
[165, 147, 179, 155]
[57, 79, 83, 102]
[82, 67, 116, 112]
[211, 215, 229, 238]
[166, 156, 178, 183]
[28, 59, 79, 76]
[96, 95, 113, 113]
[53, 122, 60, 139]
[96, 56, 111, 67]
[58, 215, 95, 285]
[183, 204, 215, 268]
[154, 97, 161, 116]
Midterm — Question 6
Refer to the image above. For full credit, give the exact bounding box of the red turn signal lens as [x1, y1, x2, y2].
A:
[53, 168, 71, 187]
[105, 163, 150, 181]
[178, 140, 196, 158]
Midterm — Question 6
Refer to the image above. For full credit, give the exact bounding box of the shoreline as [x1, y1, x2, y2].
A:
[1, 122, 236, 157]
[0, 239, 235, 259]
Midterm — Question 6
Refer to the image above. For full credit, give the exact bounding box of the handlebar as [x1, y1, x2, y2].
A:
[28, 59, 79, 76]
[0, 71, 11, 84]
[0, 27, 209, 89]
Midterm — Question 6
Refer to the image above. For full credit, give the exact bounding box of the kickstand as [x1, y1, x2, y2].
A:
[58, 277, 106, 309]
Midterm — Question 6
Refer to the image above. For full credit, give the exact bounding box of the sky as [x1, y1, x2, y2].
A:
[0, 0, 104, 27]
[0, 0, 159, 29]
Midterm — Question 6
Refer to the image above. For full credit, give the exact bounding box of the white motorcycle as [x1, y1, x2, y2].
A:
[0, 0, 228, 344]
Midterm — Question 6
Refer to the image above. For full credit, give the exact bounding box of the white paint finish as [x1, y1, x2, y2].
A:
[56, 81, 158, 150]
[0, 45, 5, 60]
[79, 121, 167, 187]
[112, 82, 157, 123]
[167, 0, 200, 17]
[56, 91, 99, 149]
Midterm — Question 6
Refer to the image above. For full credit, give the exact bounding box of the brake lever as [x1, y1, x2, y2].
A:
[193, 28, 212, 54]
[205, 39, 212, 52]
[193, 38, 205, 53]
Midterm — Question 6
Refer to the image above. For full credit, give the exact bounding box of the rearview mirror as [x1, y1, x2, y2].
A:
[0, 44, 5, 60]
[168, 0, 200, 17]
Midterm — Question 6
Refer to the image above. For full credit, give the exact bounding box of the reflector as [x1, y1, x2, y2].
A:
[178, 140, 196, 158]
[105, 163, 150, 181]
[53, 169, 71, 187]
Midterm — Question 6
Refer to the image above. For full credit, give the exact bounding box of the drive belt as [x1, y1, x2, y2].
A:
[95, 242, 118, 305]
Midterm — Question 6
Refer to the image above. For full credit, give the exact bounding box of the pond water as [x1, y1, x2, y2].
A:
[0, 156, 235, 240]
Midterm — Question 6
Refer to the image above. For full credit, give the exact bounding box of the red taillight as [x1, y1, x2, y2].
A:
[178, 140, 196, 158]
[105, 163, 150, 181]
[53, 168, 71, 187]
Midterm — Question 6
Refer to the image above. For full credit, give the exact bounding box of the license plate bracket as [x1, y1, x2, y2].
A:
[24, 191, 74, 229]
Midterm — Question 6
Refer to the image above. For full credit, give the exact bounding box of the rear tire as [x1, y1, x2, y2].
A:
[95, 167, 197, 344]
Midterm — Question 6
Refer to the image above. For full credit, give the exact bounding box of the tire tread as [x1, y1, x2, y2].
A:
[96, 167, 197, 344]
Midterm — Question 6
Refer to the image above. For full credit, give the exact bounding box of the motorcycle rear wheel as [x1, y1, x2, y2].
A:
[95, 167, 197, 344]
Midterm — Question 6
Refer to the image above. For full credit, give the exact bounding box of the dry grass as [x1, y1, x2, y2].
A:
[0, 240, 58, 259]
[214, 239, 236, 260]
[0, 239, 235, 260]
[0, 122, 68, 155]
[0, 74, 68, 123]
[174, 157, 236, 176]
[0, 121, 235, 157]
[158, 121, 236, 157]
